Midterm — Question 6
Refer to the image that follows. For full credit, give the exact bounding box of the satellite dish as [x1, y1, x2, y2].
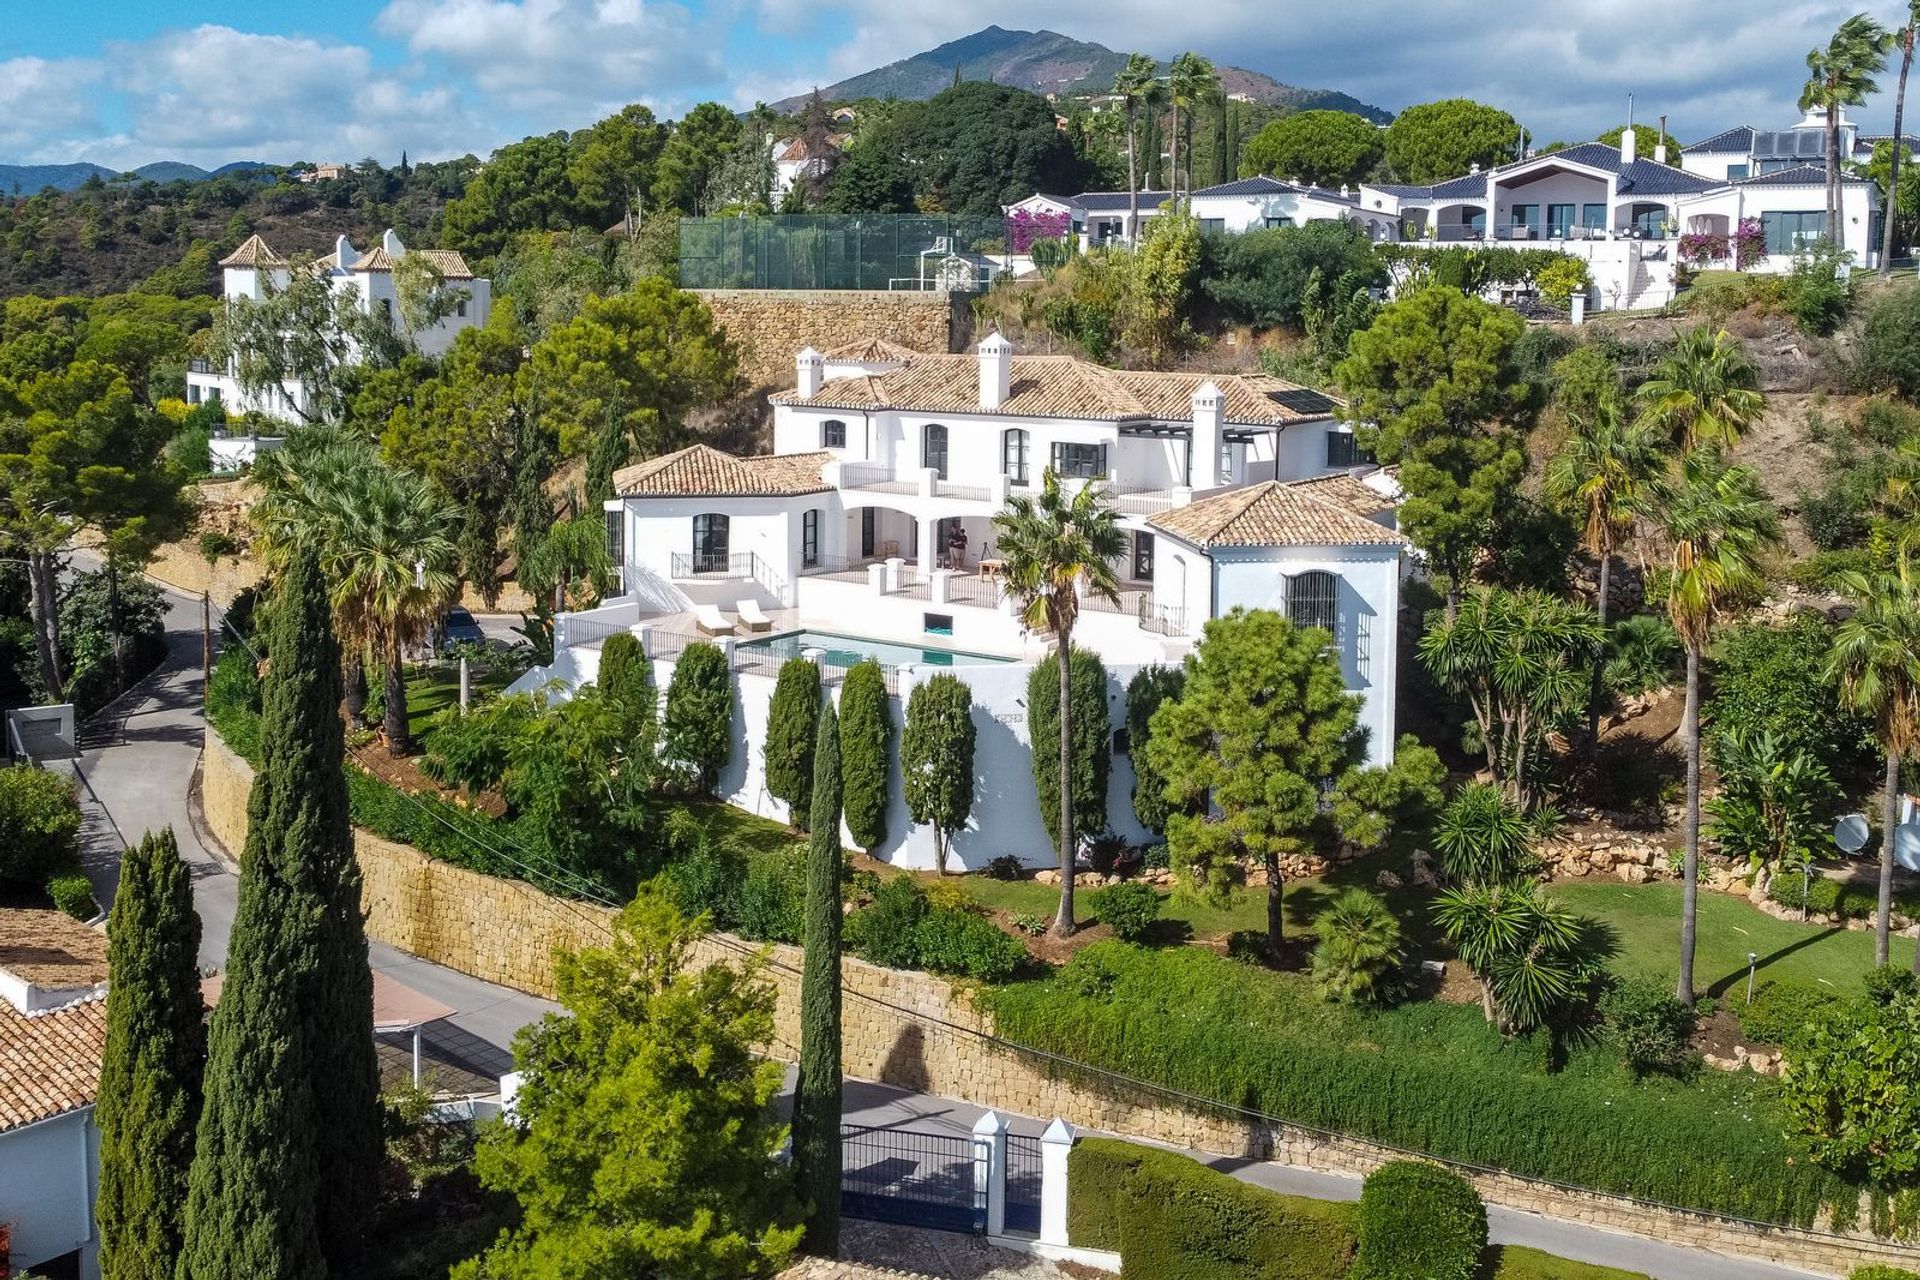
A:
[1897, 823, 1920, 873]
[1833, 814, 1871, 855]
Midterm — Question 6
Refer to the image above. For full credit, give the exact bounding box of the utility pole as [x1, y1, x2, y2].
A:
[201, 592, 212, 704]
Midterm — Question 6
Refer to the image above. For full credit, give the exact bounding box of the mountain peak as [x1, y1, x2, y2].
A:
[770, 26, 1390, 121]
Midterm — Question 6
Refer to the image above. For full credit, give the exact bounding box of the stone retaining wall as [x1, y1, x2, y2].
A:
[195, 733, 1907, 1277]
[696, 289, 965, 386]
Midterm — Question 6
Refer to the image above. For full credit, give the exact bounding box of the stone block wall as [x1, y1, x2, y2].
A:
[195, 732, 1909, 1277]
[696, 290, 965, 387]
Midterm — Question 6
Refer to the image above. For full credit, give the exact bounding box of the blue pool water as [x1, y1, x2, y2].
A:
[736, 629, 1012, 669]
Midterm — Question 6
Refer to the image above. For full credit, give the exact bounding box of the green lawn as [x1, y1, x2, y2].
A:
[1554, 880, 1906, 998]
[1487, 1245, 1648, 1280]
[404, 664, 512, 739]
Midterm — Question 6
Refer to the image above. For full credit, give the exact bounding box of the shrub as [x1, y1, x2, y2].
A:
[1536, 256, 1590, 310]
[660, 818, 748, 930]
[1092, 882, 1161, 942]
[1068, 1137, 1358, 1280]
[48, 871, 99, 921]
[1781, 987, 1920, 1186]
[913, 907, 1026, 982]
[1309, 888, 1406, 1006]
[1851, 1268, 1920, 1280]
[847, 877, 927, 969]
[1601, 975, 1699, 1079]
[763, 657, 821, 827]
[0, 766, 83, 887]
[1783, 244, 1851, 336]
[1354, 1160, 1487, 1280]
[1603, 615, 1681, 698]
[734, 846, 807, 944]
[1199, 221, 1384, 328]
[661, 642, 732, 794]
[1709, 616, 1875, 776]
[1856, 282, 1920, 397]
[1737, 979, 1845, 1051]
[983, 855, 1024, 881]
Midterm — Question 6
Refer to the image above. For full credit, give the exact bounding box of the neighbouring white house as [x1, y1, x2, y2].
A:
[1008, 176, 1393, 247]
[0, 909, 108, 1280]
[516, 334, 1407, 871]
[185, 229, 491, 421]
[770, 133, 847, 202]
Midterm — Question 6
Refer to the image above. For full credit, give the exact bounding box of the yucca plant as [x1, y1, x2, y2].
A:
[1433, 882, 1608, 1034]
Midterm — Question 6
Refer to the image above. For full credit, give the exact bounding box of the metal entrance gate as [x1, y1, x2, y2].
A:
[840, 1123, 986, 1234]
[1005, 1133, 1042, 1234]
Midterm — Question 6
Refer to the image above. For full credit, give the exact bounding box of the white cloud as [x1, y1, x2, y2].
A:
[375, 0, 722, 124]
[0, 56, 104, 162]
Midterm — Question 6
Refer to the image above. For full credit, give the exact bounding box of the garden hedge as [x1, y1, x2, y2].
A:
[1354, 1160, 1487, 1280]
[1067, 1137, 1357, 1280]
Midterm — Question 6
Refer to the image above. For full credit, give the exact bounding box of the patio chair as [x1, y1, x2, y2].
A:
[695, 603, 733, 636]
[737, 600, 773, 632]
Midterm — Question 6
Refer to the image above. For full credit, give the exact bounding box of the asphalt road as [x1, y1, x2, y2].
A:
[63, 567, 1836, 1279]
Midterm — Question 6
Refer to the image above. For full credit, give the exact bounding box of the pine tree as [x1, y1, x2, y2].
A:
[764, 656, 822, 830]
[791, 700, 843, 1254]
[97, 827, 204, 1280]
[180, 547, 375, 1280]
[838, 659, 891, 851]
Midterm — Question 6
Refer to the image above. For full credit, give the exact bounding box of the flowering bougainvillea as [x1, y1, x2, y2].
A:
[1008, 208, 1071, 254]
[1676, 218, 1769, 272]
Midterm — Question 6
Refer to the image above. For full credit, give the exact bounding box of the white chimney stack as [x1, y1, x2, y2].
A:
[1190, 381, 1224, 491]
[334, 234, 354, 270]
[1619, 127, 1636, 165]
[1654, 139, 1669, 165]
[382, 227, 406, 257]
[795, 347, 824, 399]
[978, 331, 1013, 411]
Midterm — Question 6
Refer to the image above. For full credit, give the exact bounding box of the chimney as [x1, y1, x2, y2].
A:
[1190, 381, 1224, 490]
[1619, 126, 1636, 165]
[382, 227, 406, 258]
[795, 346, 824, 399]
[1655, 114, 1669, 165]
[978, 331, 1013, 411]
[334, 234, 354, 270]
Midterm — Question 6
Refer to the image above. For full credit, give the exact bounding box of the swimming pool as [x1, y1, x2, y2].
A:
[735, 629, 1012, 669]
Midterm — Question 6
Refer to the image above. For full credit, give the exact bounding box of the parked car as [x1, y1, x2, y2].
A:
[439, 607, 486, 651]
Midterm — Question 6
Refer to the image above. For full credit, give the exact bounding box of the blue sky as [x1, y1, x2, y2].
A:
[0, 1, 1904, 169]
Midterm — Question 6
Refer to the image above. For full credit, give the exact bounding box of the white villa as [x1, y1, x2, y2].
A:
[771, 133, 847, 203]
[185, 228, 491, 421]
[1015, 107, 1883, 313]
[520, 334, 1407, 871]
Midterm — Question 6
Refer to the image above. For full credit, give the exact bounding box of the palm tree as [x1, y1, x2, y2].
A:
[1826, 570, 1920, 970]
[1545, 397, 1664, 742]
[1801, 14, 1892, 249]
[1167, 52, 1218, 209]
[1657, 448, 1782, 1004]
[1112, 53, 1162, 242]
[1883, 7, 1920, 277]
[993, 470, 1127, 935]
[1635, 326, 1765, 452]
[521, 510, 616, 614]
[331, 466, 460, 757]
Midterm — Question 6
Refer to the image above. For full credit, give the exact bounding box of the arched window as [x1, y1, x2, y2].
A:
[1002, 428, 1030, 484]
[822, 419, 847, 449]
[691, 512, 730, 574]
[1287, 570, 1338, 636]
[923, 423, 949, 479]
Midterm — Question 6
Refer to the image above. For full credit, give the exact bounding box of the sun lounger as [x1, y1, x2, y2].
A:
[695, 604, 732, 635]
[737, 600, 773, 632]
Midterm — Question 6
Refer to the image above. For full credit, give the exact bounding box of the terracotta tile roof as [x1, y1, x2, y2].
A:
[0, 996, 106, 1131]
[1149, 480, 1405, 549]
[1285, 472, 1398, 520]
[347, 247, 476, 280]
[821, 338, 923, 363]
[0, 909, 108, 990]
[612, 444, 833, 498]
[218, 234, 285, 268]
[776, 135, 843, 163]
[774, 351, 1341, 426]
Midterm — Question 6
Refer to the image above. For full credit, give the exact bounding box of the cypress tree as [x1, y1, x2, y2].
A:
[764, 656, 822, 829]
[599, 630, 658, 764]
[98, 827, 204, 1280]
[180, 547, 377, 1280]
[663, 641, 733, 794]
[838, 659, 891, 851]
[1027, 648, 1112, 856]
[791, 699, 843, 1254]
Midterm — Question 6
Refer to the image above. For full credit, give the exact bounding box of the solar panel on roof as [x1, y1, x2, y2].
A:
[1799, 130, 1824, 158]
[1267, 389, 1337, 413]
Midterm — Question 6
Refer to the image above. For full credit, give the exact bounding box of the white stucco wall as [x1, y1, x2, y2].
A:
[0, 1108, 100, 1280]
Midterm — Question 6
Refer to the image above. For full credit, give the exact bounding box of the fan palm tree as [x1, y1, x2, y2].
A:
[1882, 7, 1920, 277]
[1825, 569, 1920, 970]
[1112, 53, 1163, 242]
[1657, 448, 1782, 1004]
[1801, 14, 1893, 247]
[1635, 326, 1765, 452]
[993, 470, 1127, 935]
[329, 466, 460, 758]
[1167, 52, 1218, 209]
[1545, 397, 1664, 742]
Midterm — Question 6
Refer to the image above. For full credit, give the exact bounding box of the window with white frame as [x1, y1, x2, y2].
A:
[1002, 428, 1030, 484]
[822, 419, 847, 449]
[1050, 441, 1107, 479]
[1287, 570, 1338, 635]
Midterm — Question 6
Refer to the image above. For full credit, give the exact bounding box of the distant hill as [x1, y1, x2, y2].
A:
[0, 159, 271, 194]
[772, 26, 1391, 122]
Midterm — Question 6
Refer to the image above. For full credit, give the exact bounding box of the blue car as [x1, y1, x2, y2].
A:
[440, 607, 486, 650]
